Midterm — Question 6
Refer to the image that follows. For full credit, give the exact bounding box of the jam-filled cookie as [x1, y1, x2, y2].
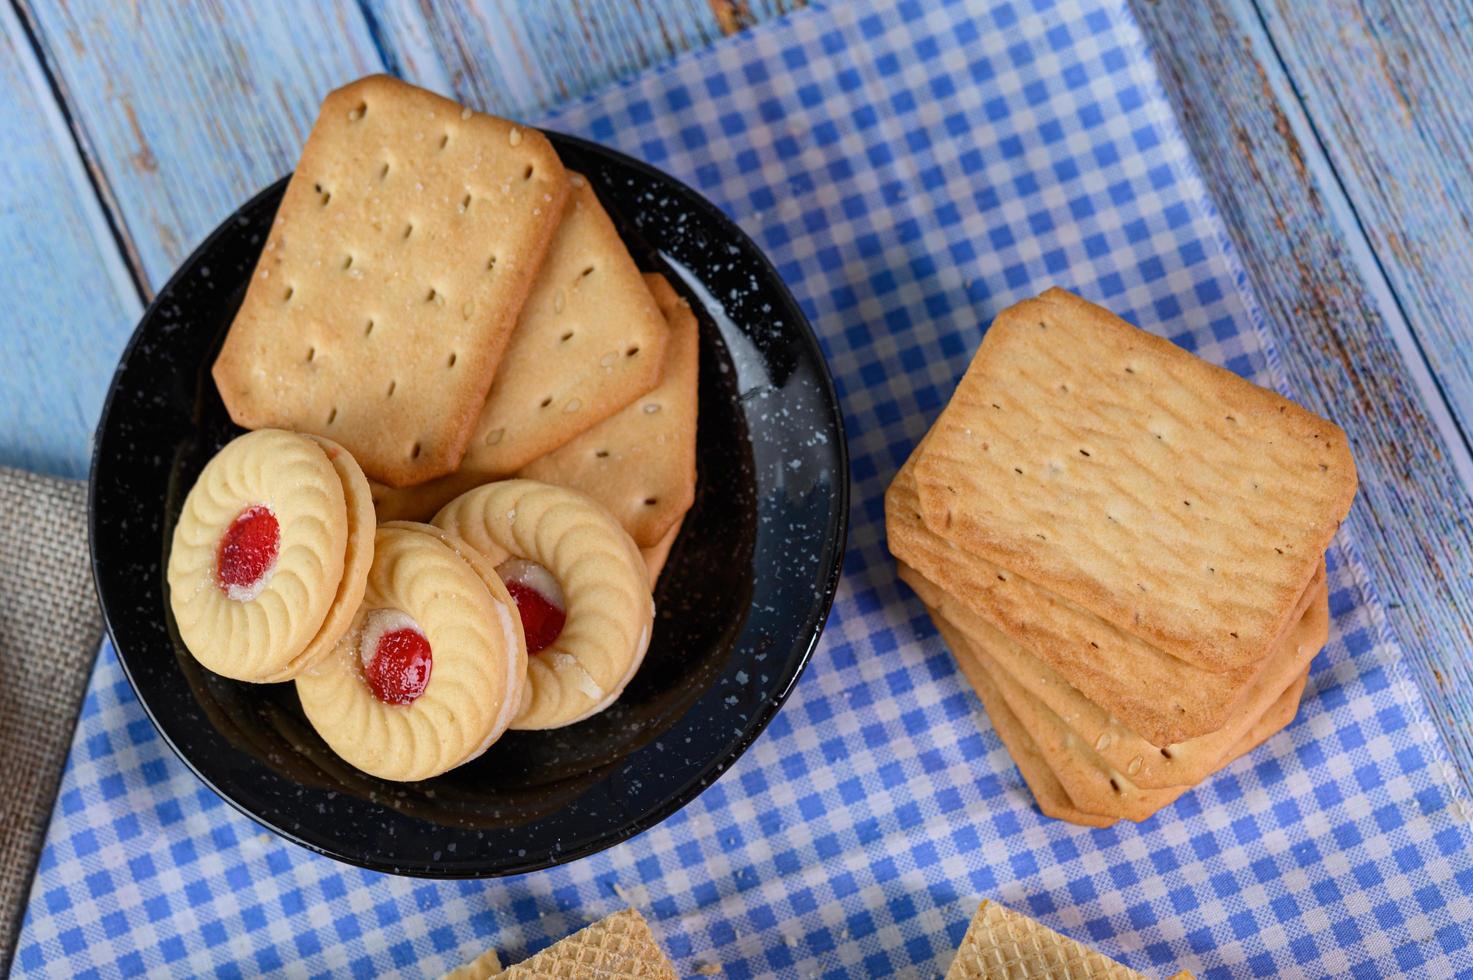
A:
[167, 429, 372, 682]
[294, 523, 527, 781]
[282, 435, 377, 681]
[433, 479, 654, 730]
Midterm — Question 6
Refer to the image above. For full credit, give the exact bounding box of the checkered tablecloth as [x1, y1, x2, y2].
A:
[15, 0, 1473, 976]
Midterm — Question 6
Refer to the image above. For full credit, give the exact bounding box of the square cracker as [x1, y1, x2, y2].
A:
[934, 603, 1303, 829]
[934, 615, 1116, 829]
[913, 287, 1356, 672]
[642, 513, 685, 584]
[889, 448, 1279, 746]
[900, 557, 1328, 788]
[519, 272, 698, 547]
[459, 175, 670, 476]
[212, 75, 568, 486]
[370, 274, 698, 540]
[950, 592, 1309, 822]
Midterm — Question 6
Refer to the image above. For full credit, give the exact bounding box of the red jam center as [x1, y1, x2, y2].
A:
[216, 505, 280, 596]
[505, 580, 566, 656]
[366, 628, 432, 705]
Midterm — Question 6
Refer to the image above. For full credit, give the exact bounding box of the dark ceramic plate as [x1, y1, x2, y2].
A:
[90, 132, 847, 877]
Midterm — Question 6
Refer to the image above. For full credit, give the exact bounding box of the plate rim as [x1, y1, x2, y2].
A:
[88, 129, 850, 877]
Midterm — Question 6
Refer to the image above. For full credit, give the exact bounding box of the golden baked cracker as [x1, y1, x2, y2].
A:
[456, 176, 669, 477]
[913, 287, 1356, 672]
[889, 453, 1258, 746]
[213, 75, 568, 487]
[936, 602, 1307, 825]
[642, 513, 685, 585]
[945, 900, 1150, 980]
[495, 908, 677, 979]
[372, 271, 695, 542]
[371, 470, 488, 524]
[519, 273, 698, 547]
[934, 614, 1115, 828]
[975, 635, 1308, 823]
[901, 559, 1328, 788]
[1036, 667, 1307, 824]
[950, 601, 1186, 822]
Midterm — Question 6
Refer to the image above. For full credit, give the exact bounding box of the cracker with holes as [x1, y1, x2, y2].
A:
[919, 566, 1317, 821]
[900, 557, 1328, 789]
[520, 272, 698, 547]
[914, 287, 1356, 672]
[934, 615, 1117, 829]
[458, 175, 669, 476]
[373, 270, 698, 548]
[889, 449, 1274, 746]
[936, 601, 1305, 828]
[885, 287, 1351, 827]
[212, 75, 568, 487]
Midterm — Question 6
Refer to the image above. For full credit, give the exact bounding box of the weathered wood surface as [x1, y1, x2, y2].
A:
[1257, 0, 1473, 456]
[1129, 0, 1473, 791]
[0, 1, 140, 478]
[2, 0, 1471, 788]
[1, 0, 801, 479]
[15, 0, 385, 290]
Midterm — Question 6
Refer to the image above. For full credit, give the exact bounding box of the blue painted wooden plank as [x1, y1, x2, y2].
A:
[1130, 0, 1473, 792]
[361, 0, 805, 118]
[17, 0, 387, 291]
[18, 0, 800, 294]
[0, 2, 141, 479]
[1256, 0, 1473, 466]
[1, 0, 799, 478]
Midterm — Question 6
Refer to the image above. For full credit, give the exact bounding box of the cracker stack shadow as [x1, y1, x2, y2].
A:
[887, 288, 1356, 826]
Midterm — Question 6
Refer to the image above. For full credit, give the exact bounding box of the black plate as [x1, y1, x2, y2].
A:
[90, 132, 848, 877]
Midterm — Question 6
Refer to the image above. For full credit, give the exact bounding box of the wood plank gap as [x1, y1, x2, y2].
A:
[352, 0, 405, 78]
[9, 0, 148, 305]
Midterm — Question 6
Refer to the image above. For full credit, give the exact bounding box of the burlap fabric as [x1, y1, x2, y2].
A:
[0, 467, 101, 974]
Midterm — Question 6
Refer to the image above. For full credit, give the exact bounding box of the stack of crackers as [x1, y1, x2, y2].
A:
[887, 288, 1356, 826]
[213, 75, 697, 582]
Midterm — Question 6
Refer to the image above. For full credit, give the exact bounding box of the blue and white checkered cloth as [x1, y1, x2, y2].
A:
[16, 1, 1473, 976]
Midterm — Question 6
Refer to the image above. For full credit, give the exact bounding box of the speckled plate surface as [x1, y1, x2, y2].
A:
[89, 132, 848, 877]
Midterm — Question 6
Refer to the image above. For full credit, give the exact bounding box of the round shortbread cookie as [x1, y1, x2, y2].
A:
[254, 434, 377, 682]
[379, 520, 530, 740]
[295, 524, 525, 781]
[167, 429, 349, 682]
[433, 479, 654, 730]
